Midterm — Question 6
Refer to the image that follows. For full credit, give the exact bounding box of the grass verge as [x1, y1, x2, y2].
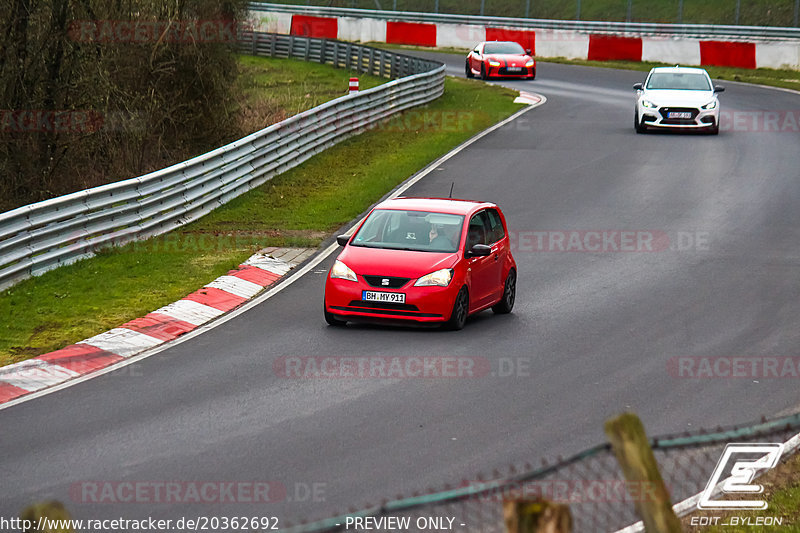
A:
[235, 54, 386, 134]
[0, 66, 522, 366]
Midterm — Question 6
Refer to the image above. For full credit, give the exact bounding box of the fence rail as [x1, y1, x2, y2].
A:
[250, 2, 800, 40]
[0, 32, 444, 291]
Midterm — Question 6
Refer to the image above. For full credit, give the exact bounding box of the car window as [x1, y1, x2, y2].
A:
[483, 42, 525, 55]
[646, 72, 711, 91]
[466, 212, 489, 250]
[485, 209, 505, 244]
[351, 209, 464, 253]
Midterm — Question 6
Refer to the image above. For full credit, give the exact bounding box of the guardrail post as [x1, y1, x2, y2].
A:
[503, 499, 571, 533]
[333, 41, 339, 68]
[269, 33, 277, 57]
[368, 48, 375, 75]
[357, 47, 365, 73]
[605, 413, 681, 533]
[319, 39, 327, 64]
[288, 34, 295, 59]
[345, 42, 353, 71]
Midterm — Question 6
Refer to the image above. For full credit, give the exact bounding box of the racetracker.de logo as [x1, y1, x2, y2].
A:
[509, 230, 709, 252]
[1, 110, 103, 134]
[668, 357, 800, 378]
[70, 481, 288, 504]
[68, 20, 252, 43]
[463, 479, 664, 503]
[273, 356, 494, 378]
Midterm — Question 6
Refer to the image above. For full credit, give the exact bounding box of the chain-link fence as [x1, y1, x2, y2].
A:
[280, 411, 800, 533]
[264, 0, 800, 27]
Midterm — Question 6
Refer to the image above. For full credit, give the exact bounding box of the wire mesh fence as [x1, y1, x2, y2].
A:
[280, 411, 800, 532]
[262, 0, 800, 27]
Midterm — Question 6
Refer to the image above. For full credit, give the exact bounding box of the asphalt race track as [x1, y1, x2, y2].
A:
[1, 53, 799, 526]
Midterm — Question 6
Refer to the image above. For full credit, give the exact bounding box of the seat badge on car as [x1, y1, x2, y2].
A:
[382, 279, 389, 286]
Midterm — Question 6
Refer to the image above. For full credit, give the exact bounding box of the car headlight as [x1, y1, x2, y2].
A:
[487, 60, 501, 67]
[525, 59, 535, 67]
[330, 260, 357, 282]
[414, 268, 453, 287]
[701, 100, 718, 110]
[641, 99, 657, 109]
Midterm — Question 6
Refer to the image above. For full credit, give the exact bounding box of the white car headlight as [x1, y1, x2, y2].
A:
[414, 268, 453, 287]
[487, 60, 501, 67]
[525, 59, 535, 67]
[331, 260, 357, 282]
[701, 100, 718, 110]
[641, 99, 657, 109]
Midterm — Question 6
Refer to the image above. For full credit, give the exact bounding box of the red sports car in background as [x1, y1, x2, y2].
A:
[324, 198, 517, 330]
[465, 41, 535, 80]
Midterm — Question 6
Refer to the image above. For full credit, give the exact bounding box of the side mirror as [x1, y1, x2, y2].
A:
[525, 48, 532, 55]
[466, 244, 491, 258]
[633, 83, 643, 90]
[714, 85, 725, 93]
[336, 235, 350, 246]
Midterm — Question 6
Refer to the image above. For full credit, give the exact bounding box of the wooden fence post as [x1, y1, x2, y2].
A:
[504, 499, 572, 533]
[604, 413, 681, 532]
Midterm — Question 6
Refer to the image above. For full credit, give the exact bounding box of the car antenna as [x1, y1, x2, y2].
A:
[448, 182, 454, 199]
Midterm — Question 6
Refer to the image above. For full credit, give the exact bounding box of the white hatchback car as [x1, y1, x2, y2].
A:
[633, 66, 724, 134]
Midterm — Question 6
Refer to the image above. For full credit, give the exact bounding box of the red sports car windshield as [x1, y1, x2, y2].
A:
[350, 209, 464, 253]
[484, 42, 526, 55]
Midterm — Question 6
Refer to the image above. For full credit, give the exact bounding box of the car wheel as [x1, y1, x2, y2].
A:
[444, 287, 469, 330]
[492, 269, 516, 314]
[480, 64, 488, 81]
[634, 108, 646, 134]
[465, 61, 474, 78]
[529, 69, 536, 80]
[324, 307, 347, 327]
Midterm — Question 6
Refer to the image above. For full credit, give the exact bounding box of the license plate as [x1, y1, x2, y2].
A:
[668, 111, 692, 119]
[363, 290, 406, 304]
[507, 67, 522, 72]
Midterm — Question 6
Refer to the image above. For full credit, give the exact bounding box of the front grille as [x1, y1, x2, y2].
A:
[362, 275, 410, 289]
[334, 301, 442, 318]
[659, 107, 699, 124]
[347, 300, 418, 311]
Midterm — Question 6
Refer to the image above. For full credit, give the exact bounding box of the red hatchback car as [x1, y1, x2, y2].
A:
[466, 41, 536, 80]
[324, 198, 517, 330]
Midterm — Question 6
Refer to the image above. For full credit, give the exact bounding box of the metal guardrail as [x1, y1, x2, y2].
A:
[250, 2, 800, 40]
[0, 32, 444, 291]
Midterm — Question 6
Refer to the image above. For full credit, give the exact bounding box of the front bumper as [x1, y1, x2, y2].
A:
[639, 103, 719, 129]
[324, 277, 457, 323]
[486, 65, 535, 78]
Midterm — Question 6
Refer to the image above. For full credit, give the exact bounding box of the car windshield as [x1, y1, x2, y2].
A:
[484, 42, 525, 55]
[351, 209, 465, 253]
[646, 72, 711, 91]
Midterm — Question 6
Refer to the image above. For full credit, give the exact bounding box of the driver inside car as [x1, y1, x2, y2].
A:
[429, 224, 453, 250]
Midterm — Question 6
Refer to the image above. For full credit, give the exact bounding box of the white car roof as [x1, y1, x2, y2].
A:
[649, 66, 709, 75]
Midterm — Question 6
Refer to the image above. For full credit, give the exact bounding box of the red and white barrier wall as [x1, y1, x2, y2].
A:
[252, 10, 800, 70]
